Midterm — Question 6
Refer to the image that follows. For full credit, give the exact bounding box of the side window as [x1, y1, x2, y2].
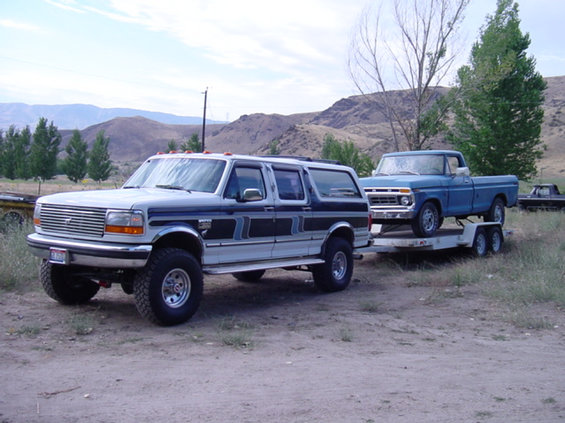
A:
[447, 157, 460, 175]
[309, 168, 362, 198]
[224, 166, 266, 200]
[274, 168, 305, 200]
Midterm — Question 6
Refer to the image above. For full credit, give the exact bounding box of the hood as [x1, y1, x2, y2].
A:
[37, 188, 219, 210]
[360, 175, 447, 189]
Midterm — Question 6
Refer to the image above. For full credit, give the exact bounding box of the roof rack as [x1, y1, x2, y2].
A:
[261, 155, 341, 165]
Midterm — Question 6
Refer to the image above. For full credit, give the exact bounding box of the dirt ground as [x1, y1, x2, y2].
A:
[1, 252, 564, 423]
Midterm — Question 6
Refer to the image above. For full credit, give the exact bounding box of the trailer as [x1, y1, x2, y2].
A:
[0, 192, 38, 226]
[356, 221, 507, 257]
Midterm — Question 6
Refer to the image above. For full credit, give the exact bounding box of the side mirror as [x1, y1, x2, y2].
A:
[455, 167, 470, 177]
[241, 188, 263, 202]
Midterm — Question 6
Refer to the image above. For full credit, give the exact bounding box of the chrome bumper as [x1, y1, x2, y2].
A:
[371, 209, 415, 220]
[27, 233, 152, 268]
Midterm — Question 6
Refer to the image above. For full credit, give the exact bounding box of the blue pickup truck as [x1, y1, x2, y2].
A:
[360, 150, 519, 237]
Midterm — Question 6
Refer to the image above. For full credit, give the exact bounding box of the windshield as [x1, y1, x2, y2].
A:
[375, 154, 445, 176]
[123, 157, 226, 193]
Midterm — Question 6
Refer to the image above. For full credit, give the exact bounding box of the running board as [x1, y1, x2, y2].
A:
[202, 257, 324, 275]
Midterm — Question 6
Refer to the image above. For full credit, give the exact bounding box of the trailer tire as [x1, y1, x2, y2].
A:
[485, 197, 505, 226]
[411, 202, 440, 237]
[471, 227, 488, 257]
[40, 261, 100, 304]
[312, 237, 353, 292]
[487, 226, 504, 254]
[134, 248, 203, 326]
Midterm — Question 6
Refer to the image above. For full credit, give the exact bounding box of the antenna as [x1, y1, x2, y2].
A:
[201, 87, 208, 152]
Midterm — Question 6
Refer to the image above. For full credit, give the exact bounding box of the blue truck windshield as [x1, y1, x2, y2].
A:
[375, 154, 445, 176]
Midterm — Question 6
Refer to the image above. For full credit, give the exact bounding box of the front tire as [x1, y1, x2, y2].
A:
[312, 237, 353, 292]
[412, 202, 440, 237]
[134, 248, 203, 326]
[40, 261, 100, 304]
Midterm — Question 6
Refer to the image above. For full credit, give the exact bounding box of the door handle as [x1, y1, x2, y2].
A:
[264, 206, 275, 212]
[302, 207, 312, 212]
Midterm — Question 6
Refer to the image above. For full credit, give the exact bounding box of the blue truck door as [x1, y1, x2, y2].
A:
[445, 155, 473, 216]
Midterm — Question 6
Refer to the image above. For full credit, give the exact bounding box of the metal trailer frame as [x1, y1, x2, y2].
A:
[356, 222, 509, 255]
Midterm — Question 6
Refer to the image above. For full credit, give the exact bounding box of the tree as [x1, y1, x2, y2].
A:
[348, 0, 469, 151]
[448, 0, 546, 179]
[63, 129, 89, 183]
[88, 130, 113, 183]
[180, 133, 201, 152]
[321, 133, 374, 177]
[268, 139, 281, 156]
[30, 118, 61, 192]
[0, 126, 32, 180]
[166, 139, 178, 152]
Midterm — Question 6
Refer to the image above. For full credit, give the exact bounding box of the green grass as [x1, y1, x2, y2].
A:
[0, 222, 40, 291]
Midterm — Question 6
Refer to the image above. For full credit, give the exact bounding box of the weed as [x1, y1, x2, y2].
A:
[542, 397, 557, 404]
[337, 326, 353, 342]
[217, 316, 254, 349]
[68, 314, 95, 336]
[0, 222, 40, 291]
[16, 325, 41, 336]
[359, 300, 380, 313]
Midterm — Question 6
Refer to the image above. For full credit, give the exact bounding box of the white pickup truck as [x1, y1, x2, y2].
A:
[27, 152, 371, 325]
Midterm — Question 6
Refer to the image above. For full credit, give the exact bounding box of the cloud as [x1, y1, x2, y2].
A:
[0, 19, 42, 32]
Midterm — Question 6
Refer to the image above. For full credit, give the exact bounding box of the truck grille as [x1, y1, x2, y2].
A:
[368, 195, 399, 206]
[40, 204, 107, 237]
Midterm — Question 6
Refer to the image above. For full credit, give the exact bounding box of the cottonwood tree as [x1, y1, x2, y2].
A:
[321, 133, 374, 177]
[180, 133, 201, 152]
[348, 0, 469, 151]
[63, 129, 89, 183]
[30, 118, 61, 193]
[449, 0, 546, 179]
[88, 130, 113, 183]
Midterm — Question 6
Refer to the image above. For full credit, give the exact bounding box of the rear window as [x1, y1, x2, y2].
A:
[309, 168, 362, 198]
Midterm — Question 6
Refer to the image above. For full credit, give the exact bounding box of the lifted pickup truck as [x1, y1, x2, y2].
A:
[517, 184, 565, 211]
[360, 150, 518, 237]
[27, 152, 371, 325]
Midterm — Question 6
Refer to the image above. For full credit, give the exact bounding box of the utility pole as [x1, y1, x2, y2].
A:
[201, 87, 208, 152]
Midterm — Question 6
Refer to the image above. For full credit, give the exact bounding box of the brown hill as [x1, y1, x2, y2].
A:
[67, 77, 564, 177]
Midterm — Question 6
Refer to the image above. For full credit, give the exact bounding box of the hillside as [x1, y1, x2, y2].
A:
[18, 77, 565, 178]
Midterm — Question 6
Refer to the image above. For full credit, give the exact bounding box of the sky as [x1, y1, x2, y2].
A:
[1, 0, 564, 123]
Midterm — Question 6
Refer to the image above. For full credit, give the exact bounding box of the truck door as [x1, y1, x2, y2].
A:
[445, 155, 473, 216]
[270, 165, 312, 259]
[218, 162, 275, 264]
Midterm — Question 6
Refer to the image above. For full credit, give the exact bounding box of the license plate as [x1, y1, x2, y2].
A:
[49, 248, 69, 265]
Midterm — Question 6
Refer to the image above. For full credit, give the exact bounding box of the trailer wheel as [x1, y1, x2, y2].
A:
[134, 248, 203, 326]
[485, 197, 505, 226]
[411, 202, 440, 237]
[487, 226, 504, 254]
[312, 237, 353, 292]
[471, 227, 488, 257]
[40, 261, 100, 304]
[233, 270, 265, 282]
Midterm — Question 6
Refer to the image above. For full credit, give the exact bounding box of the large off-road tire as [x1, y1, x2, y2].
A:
[484, 197, 505, 226]
[471, 227, 488, 257]
[233, 269, 266, 282]
[487, 225, 504, 254]
[133, 248, 203, 326]
[411, 202, 440, 237]
[40, 260, 100, 304]
[312, 237, 353, 292]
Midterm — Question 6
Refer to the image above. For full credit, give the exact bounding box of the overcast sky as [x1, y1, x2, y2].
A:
[1, 0, 564, 122]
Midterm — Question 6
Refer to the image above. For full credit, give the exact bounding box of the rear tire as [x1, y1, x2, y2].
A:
[485, 197, 505, 226]
[471, 227, 488, 257]
[134, 248, 203, 326]
[312, 237, 353, 292]
[40, 261, 100, 304]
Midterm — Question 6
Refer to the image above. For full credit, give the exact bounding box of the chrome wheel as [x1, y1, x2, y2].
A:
[161, 268, 191, 308]
[331, 251, 348, 280]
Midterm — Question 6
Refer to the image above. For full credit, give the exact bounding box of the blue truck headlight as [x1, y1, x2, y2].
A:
[400, 195, 413, 206]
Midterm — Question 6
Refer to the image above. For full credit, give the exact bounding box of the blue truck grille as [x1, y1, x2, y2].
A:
[40, 204, 107, 237]
[369, 195, 398, 206]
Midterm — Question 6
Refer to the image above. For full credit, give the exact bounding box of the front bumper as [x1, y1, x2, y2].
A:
[27, 233, 152, 268]
[371, 209, 416, 221]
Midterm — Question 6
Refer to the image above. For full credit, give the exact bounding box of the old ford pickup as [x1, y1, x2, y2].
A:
[360, 150, 518, 237]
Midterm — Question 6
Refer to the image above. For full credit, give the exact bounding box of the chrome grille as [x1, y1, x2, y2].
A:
[368, 195, 398, 206]
[40, 204, 107, 237]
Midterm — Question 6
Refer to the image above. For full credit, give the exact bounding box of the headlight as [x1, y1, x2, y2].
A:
[105, 210, 144, 235]
[399, 195, 413, 206]
[33, 203, 42, 226]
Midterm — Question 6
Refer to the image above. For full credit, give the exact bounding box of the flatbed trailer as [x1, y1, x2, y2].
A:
[0, 192, 38, 225]
[356, 222, 507, 257]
